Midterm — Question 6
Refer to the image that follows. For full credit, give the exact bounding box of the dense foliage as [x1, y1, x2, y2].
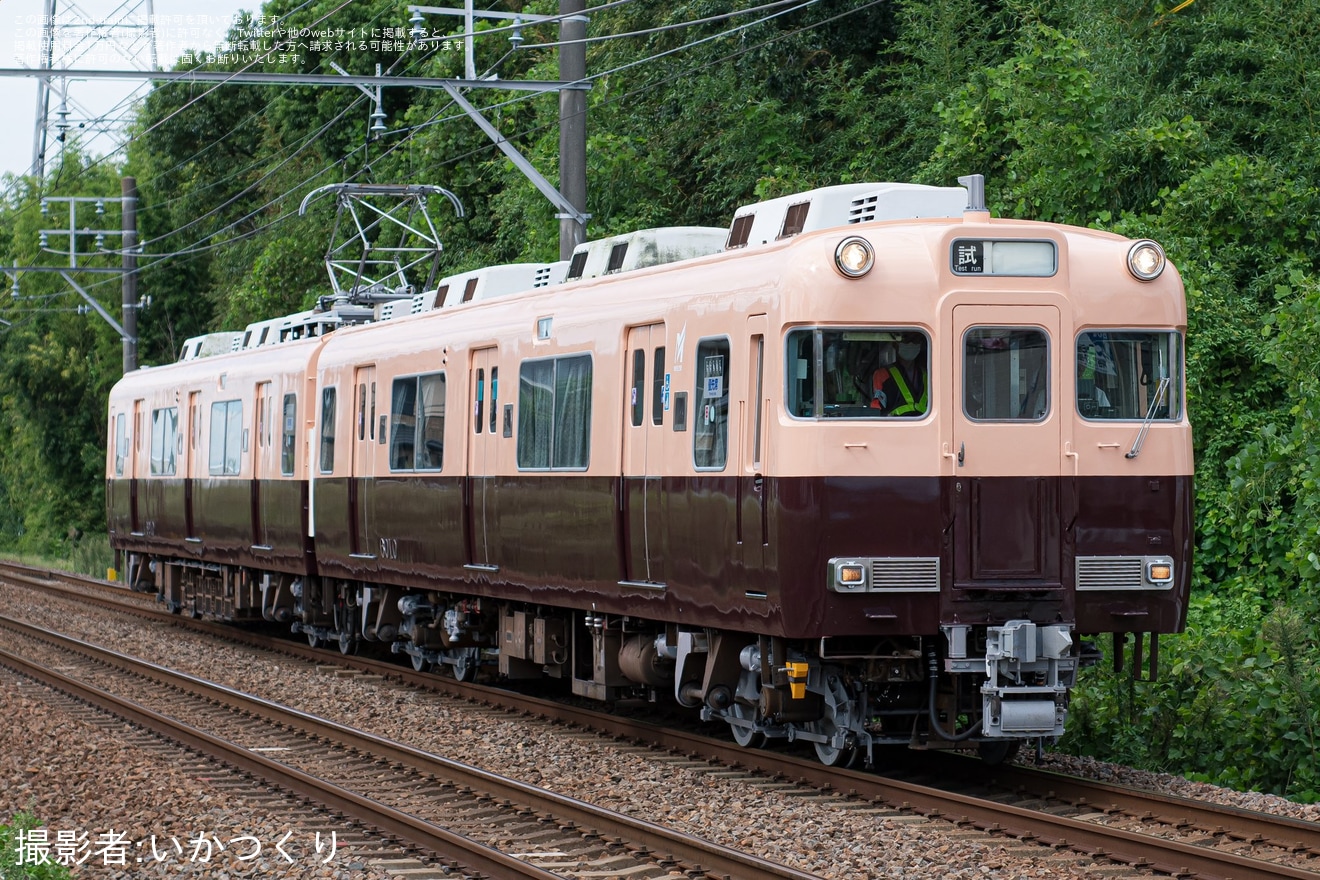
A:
[0, 812, 74, 880]
[1, 0, 1319, 796]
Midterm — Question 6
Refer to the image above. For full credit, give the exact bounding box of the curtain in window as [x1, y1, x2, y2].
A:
[553, 355, 592, 468]
[518, 361, 554, 468]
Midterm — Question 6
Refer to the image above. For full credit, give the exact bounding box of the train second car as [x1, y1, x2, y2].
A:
[107, 175, 1191, 765]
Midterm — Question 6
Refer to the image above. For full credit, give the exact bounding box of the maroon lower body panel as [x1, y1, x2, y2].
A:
[111, 471, 1189, 638]
[305, 472, 1190, 641]
[108, 478, 312, 576]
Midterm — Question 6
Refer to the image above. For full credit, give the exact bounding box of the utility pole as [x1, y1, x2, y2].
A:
[121, 177, 139, 373]
[3, 180, 141, 375]
[405, 3, 591, 257]
[558, 0, 588, 260]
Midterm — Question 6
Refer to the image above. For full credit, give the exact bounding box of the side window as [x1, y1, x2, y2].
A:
[390, 377, 417, 470]
[553, 355, 592, 468]
[489, 367, 498, 434]
[418, 373, 446, 469]
[517, 354, 593, 470]
[150, 407, 178, 475]
[389, 373, 447, 471]
[280, 393, 297, 476]
[517, 360, 553, 468]
[114, 412, 128, 476]
[208, 401, 243, 475]
[694, 338, 730, 469]
[319, 388, 337, 473]
[963, 327, 1049, 421]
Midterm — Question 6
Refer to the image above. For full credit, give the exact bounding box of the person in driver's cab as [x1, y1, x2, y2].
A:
[871, 335, 928, 416]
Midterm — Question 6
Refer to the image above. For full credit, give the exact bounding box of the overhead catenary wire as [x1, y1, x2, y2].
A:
[125, 0, 863, 267]
[7, 0, 881, 318]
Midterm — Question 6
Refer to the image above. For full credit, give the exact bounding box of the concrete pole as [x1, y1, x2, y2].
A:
[121, 176, 138, 373]
[557, 0, 587, 261]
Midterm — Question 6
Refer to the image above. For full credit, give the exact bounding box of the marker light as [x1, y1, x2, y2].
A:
[1127, 240, 1166, 281]
[1147, 561, 1173, 584]
[835, 562, 866, 589]
[835, 237, 874, 278]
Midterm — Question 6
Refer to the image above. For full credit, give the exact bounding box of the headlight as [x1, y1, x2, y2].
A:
[835, 237, 874, 278]
[1127, 240, 1166, 281]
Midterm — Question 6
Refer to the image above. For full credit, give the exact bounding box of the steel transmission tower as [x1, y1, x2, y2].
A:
[31, 0, 159, 179]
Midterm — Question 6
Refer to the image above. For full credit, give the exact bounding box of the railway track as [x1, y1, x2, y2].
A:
[4, 560, 1320, 879]
[0, 612, 818, 880]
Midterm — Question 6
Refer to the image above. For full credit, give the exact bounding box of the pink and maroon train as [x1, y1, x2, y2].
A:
[107, 175, 1191, 765]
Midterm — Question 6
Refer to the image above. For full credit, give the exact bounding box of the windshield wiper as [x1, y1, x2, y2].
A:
[1126, 376, 1171, 459]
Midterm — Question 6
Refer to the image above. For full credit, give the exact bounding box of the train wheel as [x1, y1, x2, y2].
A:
[410, 652, 430, 673]
[808, 719, 859, 768]
[306, 631, 322, 649]
[451, 648, 479, 682]
[809, 675, 859, 767]
[728, 702, 766, 749]
[338, 632, 356, 655]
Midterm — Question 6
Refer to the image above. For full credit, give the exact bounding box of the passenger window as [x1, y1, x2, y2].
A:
[489, 367, 498, 435]
[208, 400, 243, 475]
[694, 338, 730, 469]
[319, 388, 337, 473]
[390, 377, 418, 470]
[150, 407, 178, 475]
[517, 354, 593, 470]
[114, 413, 128, 476]
[963, 327, 1049, 421]
[418, 374, 446, 469]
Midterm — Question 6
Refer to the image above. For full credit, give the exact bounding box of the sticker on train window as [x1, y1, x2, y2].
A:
[951, 239, 1057, 276]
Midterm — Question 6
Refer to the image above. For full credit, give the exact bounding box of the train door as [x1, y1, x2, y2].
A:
[184, 391, 201, 541]
[738, 316, 768, 578]
[947, 305, 1063, 591]
[621, 324, 667, 585]
[252, 381, 274, 550]
[350, 365, 378, 561]
[466, 347, 499, 571]
[130, 398, 144, 535]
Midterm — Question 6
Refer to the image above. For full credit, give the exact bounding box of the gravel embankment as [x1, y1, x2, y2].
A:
[6, 582, 1312, 878]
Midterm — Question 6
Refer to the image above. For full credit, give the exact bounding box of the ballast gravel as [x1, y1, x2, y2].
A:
[2, 581, 1315, 880]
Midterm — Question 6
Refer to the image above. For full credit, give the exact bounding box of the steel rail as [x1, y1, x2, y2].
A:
[0, 614, 821, 880]
[6, 565, 1320, 878]
[0, 644, 563, 880]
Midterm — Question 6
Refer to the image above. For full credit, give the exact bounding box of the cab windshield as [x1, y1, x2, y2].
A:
[1076, 330, 1182, 420]
[787, 328, 929, 419]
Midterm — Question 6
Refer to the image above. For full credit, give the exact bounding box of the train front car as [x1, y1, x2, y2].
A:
[745, 177, 1191, 765]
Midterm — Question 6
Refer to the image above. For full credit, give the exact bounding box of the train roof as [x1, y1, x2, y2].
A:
[168, 178, 1183, 366]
